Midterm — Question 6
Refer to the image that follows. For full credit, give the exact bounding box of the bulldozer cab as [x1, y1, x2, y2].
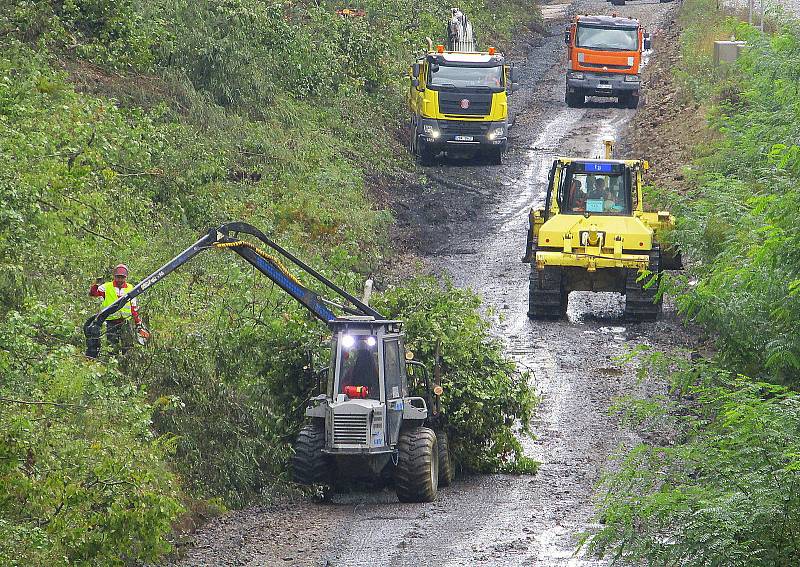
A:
[545, 159, 646, 220]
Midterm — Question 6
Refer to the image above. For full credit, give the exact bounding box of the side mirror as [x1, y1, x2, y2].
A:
[643, 33, 652, 51]
[430, 63, 439, 74]
[508, 64, 517, 84]
[412, 77, 420, 88]
[412, 62, 421, 78]
[564, 26, 571, 45]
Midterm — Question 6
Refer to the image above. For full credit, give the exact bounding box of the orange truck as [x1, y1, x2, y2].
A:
[564, 14, 651, 109]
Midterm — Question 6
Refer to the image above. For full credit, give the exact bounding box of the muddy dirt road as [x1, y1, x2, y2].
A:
[173, 1, 695, 565]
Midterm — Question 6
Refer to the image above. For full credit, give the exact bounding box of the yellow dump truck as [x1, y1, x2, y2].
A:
[522, 157, 680, 321]
[408, 42, 517, 165]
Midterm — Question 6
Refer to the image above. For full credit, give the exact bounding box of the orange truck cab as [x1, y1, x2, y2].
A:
[564, 15, 651, 109]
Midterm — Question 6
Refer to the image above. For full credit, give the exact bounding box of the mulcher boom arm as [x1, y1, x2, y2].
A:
[83, 221, 382, 358]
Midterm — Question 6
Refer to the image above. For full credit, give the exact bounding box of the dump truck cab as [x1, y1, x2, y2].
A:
[564, 14, 651, 108]
[408, 46, 516, 165]
[523, 157, 679, 320]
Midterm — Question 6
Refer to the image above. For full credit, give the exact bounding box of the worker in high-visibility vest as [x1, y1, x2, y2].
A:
[89, 264, 149, 350]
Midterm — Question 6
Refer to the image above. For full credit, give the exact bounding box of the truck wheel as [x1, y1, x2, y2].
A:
[395, 427, 439, 503]
[624, 247, 662, 321]
[435, 429, 454, 487]
[291, 423, 332, 486]
[528, 265, 567, 320]
[487, 149, 503, 166]
[565, 89, 583, 108]
[621, 94, 639, 109]
[419, 147, 437, 166]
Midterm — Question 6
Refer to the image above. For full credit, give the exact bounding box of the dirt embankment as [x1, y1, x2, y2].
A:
[618, 13, 711, 201]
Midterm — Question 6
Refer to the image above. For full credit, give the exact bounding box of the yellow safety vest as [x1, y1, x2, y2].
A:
[101, 282, 134, 320]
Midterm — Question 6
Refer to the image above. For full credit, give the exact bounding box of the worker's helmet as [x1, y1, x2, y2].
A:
[112, 264, 129, 277]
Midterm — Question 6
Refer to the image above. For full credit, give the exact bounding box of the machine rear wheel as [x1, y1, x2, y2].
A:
[291, 423, 332, 486]
[395, 427, 439, 503]
[435, 429, 454, 487]
[528, 265, 567, 320]
[624, 247, 663, 321]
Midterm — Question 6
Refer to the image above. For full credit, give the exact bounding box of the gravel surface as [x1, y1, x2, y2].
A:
[170, 1, 699, 565]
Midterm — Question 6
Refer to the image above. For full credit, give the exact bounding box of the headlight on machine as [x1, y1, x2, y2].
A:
[422, 123, 440, 138]
[624, 75, 640, 82]
[488, 126, 505, 140]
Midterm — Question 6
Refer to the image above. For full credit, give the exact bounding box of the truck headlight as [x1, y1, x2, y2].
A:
[624, 75, 640, 82]
[569, 72, 585, 80]
[488, 126, 505, 140]
[423, 124, 440, 138]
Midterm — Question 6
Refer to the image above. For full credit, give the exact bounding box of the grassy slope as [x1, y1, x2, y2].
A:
[0, 1, 540, 564]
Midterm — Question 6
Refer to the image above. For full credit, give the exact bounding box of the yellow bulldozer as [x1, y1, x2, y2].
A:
[522, 147, 680, 321]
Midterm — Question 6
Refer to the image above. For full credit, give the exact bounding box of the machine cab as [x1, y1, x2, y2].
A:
[317, 318, 424, 452]
[328, 319, 407, 403]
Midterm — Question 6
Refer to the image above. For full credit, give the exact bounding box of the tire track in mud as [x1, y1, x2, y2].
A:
[170, 2, 692, 566]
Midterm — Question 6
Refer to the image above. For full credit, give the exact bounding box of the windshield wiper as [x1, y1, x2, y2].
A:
[432, 82, 457, 88]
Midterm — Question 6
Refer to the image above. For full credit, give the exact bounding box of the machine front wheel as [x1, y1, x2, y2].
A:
[291, 423, 332, 486]
[395, 427, 439, 502]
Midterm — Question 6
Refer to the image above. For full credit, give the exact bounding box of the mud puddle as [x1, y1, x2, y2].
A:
[171, 1, 691, 566]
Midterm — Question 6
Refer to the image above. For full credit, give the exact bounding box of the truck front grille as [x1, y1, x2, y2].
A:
[333, 414, 368, 445]
[582, 62, 632, 70]
[438, 92, 492, 116]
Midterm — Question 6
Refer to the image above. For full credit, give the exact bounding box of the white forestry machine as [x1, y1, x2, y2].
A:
[84, 222, 453, 502]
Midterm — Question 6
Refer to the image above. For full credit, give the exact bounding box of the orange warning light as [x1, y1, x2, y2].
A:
[436, 44, 444, 53]
[488, 46, 496, 55]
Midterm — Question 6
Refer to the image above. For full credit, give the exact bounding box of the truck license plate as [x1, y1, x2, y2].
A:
[598, 83, 612, 89]
[455, 135, 473, 141]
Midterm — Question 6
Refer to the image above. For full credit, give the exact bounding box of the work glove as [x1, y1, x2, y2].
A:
[136, 324, 151, 340]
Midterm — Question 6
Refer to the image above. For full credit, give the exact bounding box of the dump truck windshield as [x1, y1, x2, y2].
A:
[563, 172, 629, 214]
[576, 25, 638, 51]
[429, 64, 503, 88]
[337, 337, 380, 400]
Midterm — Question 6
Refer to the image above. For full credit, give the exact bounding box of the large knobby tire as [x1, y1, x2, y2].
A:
[624, 247, 663, 322]
[395, 427, 439, 503]
[528, 265, 567, 320]
[291, 423, 331, 486]
[436, 429, 454, 487]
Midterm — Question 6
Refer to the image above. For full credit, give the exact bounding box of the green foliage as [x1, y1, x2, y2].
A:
[0, 0, 162, 69]
[375, 278, 538, 474]
[592, 5, 800, 565]
[659, 9, 800, 384]
[589, 357, 800, 566]
[0, 302, 182, 566]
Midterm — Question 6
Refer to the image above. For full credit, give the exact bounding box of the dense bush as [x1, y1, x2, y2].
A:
[0, 303, 182, 566]
[375, 278, 538, 473]
[590, 357, 800, 566]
